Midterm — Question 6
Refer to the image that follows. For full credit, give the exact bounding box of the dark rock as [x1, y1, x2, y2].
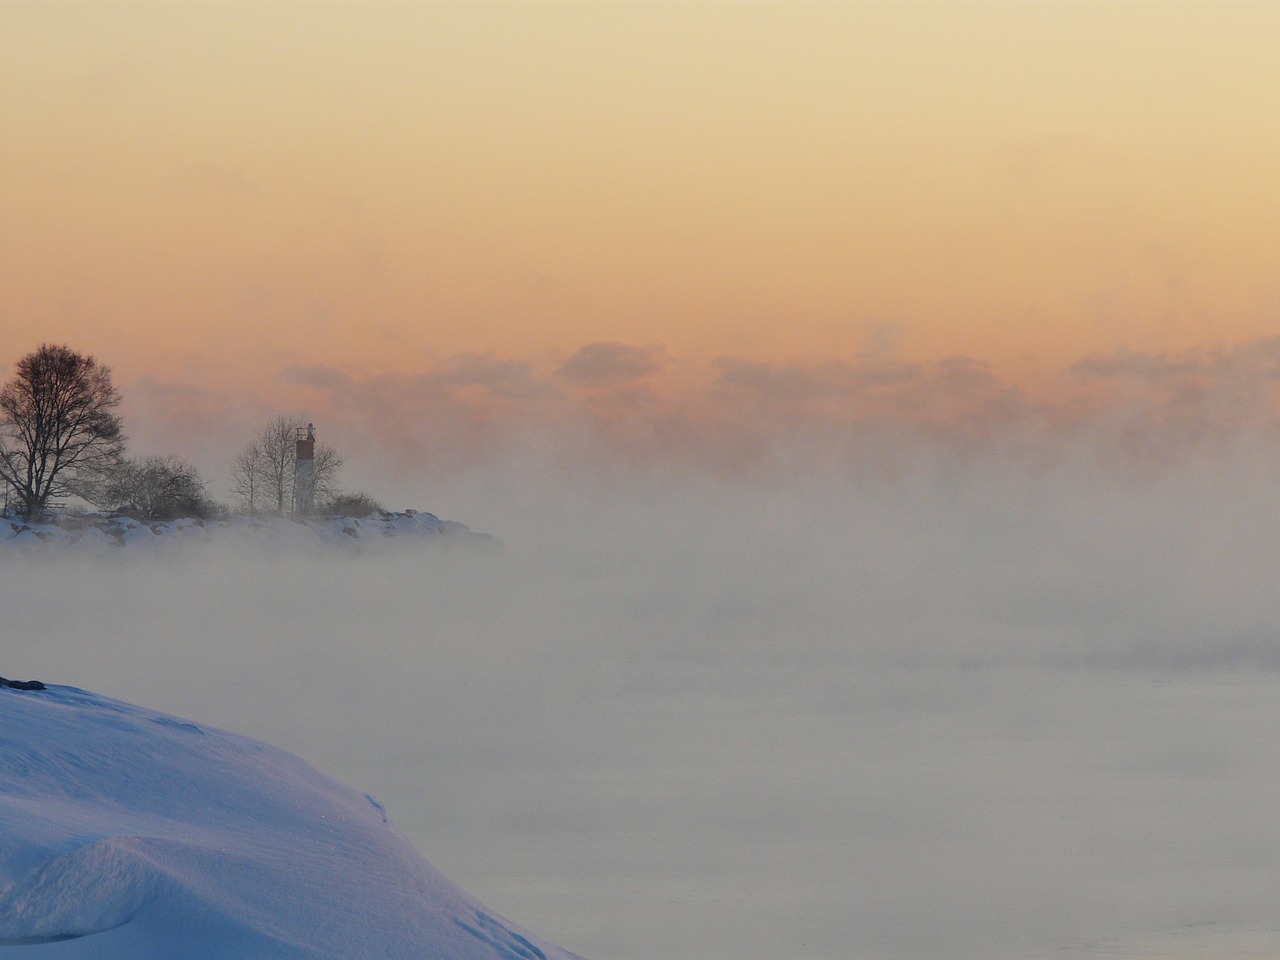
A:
[0, 676, 47, 691]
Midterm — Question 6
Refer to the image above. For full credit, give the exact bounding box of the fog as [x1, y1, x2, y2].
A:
[6, 440, 1280, 960]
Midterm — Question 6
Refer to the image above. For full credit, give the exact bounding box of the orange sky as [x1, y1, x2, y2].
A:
[4, 1, 1280, 471]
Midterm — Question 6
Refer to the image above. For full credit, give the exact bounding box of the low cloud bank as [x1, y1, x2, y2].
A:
[118, 336, 1280, 503]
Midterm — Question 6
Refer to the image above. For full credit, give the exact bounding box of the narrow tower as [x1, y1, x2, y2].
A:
[293, 422, 316, 514]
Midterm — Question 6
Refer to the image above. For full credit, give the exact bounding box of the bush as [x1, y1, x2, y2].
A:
[320, 491, 384, 517]
[106, 456, 221, 520]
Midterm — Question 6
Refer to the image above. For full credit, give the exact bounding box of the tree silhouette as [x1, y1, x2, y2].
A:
[0, 344, 124, 519]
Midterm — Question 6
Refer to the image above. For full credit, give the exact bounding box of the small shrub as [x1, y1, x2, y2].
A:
[320, 491, 384, 517]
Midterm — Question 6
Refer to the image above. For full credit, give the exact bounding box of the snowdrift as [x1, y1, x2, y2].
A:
[0, 683, 582, 960]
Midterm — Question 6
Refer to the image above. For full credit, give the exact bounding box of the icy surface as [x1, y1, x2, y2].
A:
[0, 683, 579, 960]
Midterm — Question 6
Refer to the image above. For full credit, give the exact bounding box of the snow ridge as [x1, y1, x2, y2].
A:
[0, 684, 580, 960]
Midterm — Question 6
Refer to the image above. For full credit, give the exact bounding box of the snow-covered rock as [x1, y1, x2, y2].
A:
[118, 523, 155, 545]
[0, 682, 580, 959]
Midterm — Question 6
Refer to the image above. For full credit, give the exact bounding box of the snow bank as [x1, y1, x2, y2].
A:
[0, 510, 499, 555]
[0, 683, 581, 960]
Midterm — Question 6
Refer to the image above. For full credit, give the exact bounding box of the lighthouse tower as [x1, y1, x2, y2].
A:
[293, 422, 317, 514]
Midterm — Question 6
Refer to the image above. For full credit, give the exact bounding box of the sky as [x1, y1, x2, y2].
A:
[8, 5, 1280, 958]
[4, 1, 1280, 493]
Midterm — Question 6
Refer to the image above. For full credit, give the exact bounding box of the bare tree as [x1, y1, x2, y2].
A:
[230, 445, 264, 515]
[257, 415, 295, 514]
[230, 415, 342, 514]
[0, 344, 125, 519]
[310, 442, 343, 506]
[106, 455, 217, 520]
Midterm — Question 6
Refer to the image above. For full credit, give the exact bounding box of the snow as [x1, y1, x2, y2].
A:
[0, 511, 499, 554]
[0, 683, 581, 960]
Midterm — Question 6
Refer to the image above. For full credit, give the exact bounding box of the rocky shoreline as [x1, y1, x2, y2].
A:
[0, 509, 498, 552]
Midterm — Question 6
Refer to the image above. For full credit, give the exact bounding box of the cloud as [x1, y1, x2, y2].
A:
[120, 377, 275, 477]
[932, 354, 999, 392]
[285, 364, 353, 393]
[1067, 338, 1280, 455]
[860, 321, 907, 359]
[288, 356, 557, 405]
[432, 353, 559, 402]
[555, 342, 667, 387]
[712, 356, 919, 403]
[709, 354, 1027, 432]
[1071, 337, 1280, 384]
[113, 336, 1280, 497]
[276, 356, 567, 476]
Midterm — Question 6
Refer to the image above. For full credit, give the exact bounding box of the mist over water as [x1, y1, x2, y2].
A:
[6, 438, 1280, 960]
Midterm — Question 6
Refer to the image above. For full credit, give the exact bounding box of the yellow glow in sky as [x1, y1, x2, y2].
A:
[3, 1, 1280, 395]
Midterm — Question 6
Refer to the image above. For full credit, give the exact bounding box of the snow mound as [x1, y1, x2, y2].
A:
[0, 510, 499, 555]
[0, 684, 581, 960]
